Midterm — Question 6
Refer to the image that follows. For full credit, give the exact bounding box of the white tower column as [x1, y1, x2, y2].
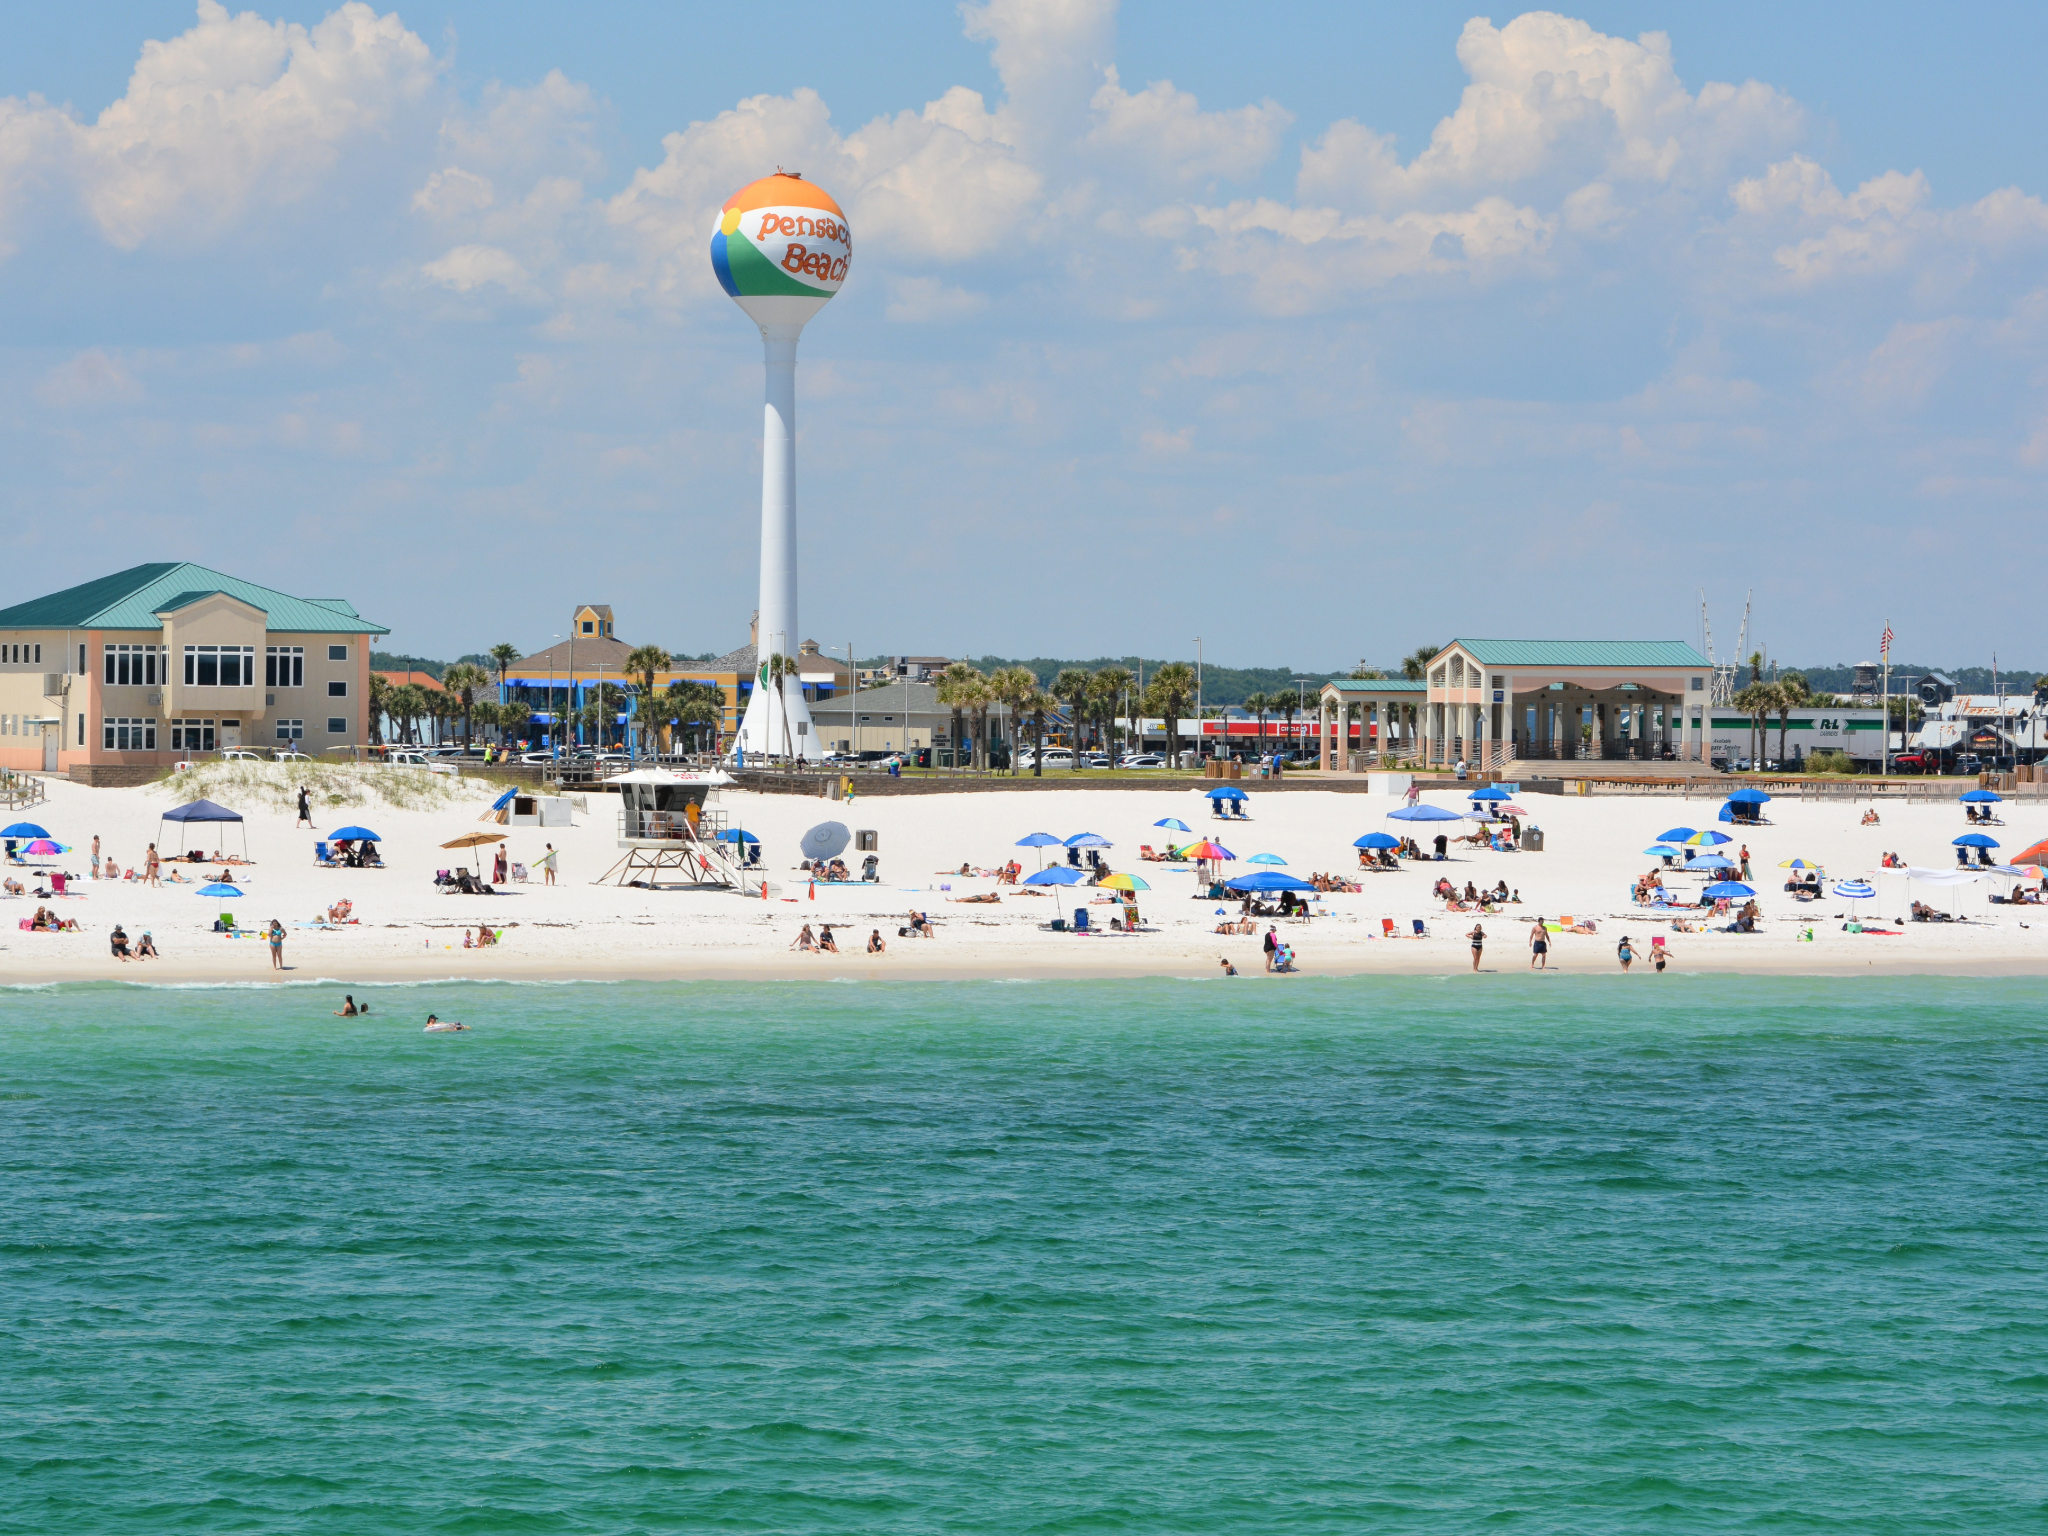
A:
[736, 322, 821, 761]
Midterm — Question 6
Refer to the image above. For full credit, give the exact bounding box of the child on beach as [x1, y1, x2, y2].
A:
[867, 930, 886, 953]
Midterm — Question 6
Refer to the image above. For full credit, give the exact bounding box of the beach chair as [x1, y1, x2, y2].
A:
[1411, 918, 1428, 937]
[51, 872, 65, 894]
[315, 841, 329, 864]
[1072, 907, 1090, 934]
[1380, 918, 1396, 938]
[510, 862, 529, 882]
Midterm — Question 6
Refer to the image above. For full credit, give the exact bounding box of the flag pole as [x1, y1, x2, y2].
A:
[1880, 619, 1890, 777]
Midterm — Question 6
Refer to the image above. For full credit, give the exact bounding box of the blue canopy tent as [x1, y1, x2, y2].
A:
[159, 798, 249, 862]
[1389, 803, 1462, 822]
[1225, 870, 1317, 893]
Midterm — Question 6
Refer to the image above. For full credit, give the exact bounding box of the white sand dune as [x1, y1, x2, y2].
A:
[3, 766, 2043, 986]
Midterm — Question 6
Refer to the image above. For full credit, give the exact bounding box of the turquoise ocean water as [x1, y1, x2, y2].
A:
[3, 975, 2046, 1533]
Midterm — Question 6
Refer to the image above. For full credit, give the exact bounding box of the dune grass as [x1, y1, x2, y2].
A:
[154, 759, 491, 814]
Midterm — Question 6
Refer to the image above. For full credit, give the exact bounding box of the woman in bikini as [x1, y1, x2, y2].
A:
[1467, 922, 1485, 971]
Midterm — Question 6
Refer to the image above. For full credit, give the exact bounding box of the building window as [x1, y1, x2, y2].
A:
[326, 716, 348, 735]
[328, 680, 347, 698]
[267, 647, 304, 687]
[275, 719, 304, 741]
[169, 719, 216, 752]
[183, 646, 254, 685]
[79, 645, 87, 675]
[102, 717, 157, 751]
[581, 621, 594, 634]
[328, 644, 348, 662]
[104, 644, 163, 687]
[1690, 677, 1704, 692]
[32, 644, 38, 664]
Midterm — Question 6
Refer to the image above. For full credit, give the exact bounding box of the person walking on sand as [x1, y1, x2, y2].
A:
[91, 834, 101, 878]
[1529, 919, 1550, 970]
[1653, 940, 1670, 973]
[1617, 934, 1637, 972]
[1467, 922, 1485, 971]
[296, 785, 313, 828]
[1405, 781, 1422, 808]
[267, 918, 285, 971]
[539, 843, 558, 885]
[1263, 924, 1279, 971]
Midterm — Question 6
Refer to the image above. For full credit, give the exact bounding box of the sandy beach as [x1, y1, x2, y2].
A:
[3, 764, 2043, 987]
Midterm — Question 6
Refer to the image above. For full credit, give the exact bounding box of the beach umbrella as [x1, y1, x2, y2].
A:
[1022, 866, 1086, 887]
[1354, 832, 1400, 849]
[1688, 854, 1738, 871]
[441, 829, 507, 876]
[327, 825, 382, 843]
[1683, 830, 1732, 846]
[715, 829, 760, 843]
[1247, 852, 1288, 865]
[1643, 844, 1683, 858]
[1727, 787, 1772, 804]
[197, 882, 244, 898]
[22, 839, 65, 856]
[1833, 880, 1876, 900]
[1100, 872, 1150, 891]
[1497, 804, 1528, 815]
[1015, 832, 1062, 847]
[1468, 786, 1513, 801]
[1954, 833, 2000, 848]
[1065, 832, 1113, 848]
[1153, 818, 1192, 833]
[2010, 837, 2048, 866]
[1203, 785, 1247, 801]
[0, 821, 51, 840]
[801, 822, 850, 860]
[1959, 789, 2003, 803]
[1180, 840, 1234, 861]
[1654, 826, 1696, 844]
[1702, 881, 1755, 900]
[1225, 870, 1317, 893]
[1778, 858, 1820, 869]
[1389, 803, 1462, 822]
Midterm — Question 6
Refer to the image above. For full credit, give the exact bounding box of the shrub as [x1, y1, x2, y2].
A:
[1806, 750, 1858, 776]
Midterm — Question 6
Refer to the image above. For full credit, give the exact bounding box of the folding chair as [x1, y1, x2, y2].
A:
[1411, 918, 1428, 937]
[1381, 918, 1396, 938]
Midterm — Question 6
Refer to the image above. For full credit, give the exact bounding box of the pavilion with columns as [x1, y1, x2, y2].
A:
[1318, 639, 1713, 771]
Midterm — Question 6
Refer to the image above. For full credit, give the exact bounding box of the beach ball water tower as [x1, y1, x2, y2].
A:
[712, 170, 851, 763]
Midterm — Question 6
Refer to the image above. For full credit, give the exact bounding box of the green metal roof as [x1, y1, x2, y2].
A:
[0, 562, 388, 636]
[1447, 639, 1708, 668]
[1323, 677, 1428, 692]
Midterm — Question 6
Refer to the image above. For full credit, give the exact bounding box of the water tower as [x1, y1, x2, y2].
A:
[711, 170, 851, 762]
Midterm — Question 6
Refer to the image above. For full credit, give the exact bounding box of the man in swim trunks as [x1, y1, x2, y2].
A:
[1529, 920, 1549, 969]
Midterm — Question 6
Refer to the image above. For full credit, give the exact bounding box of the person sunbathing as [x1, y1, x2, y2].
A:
[2, 877, 21, 896]
[1862, 809, 1881, 825]
[951, 892, 1001, 904]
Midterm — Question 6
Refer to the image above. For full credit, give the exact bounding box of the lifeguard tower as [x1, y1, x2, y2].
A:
[598, 768, 756, 890]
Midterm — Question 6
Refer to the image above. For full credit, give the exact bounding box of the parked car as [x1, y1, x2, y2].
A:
[220, 749, 264, 762]
[1082, 754, 1113, 769]
[1018, 748, 1076, 769]
[1891, 752, 1934, 772]
[1120, 753, 1165, 769]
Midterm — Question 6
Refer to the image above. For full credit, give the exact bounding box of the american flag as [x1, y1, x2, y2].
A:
[1880, 624, 1893, 657]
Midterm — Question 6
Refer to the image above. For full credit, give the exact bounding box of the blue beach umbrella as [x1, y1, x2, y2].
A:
[1153, 818, 1192, 833]
[1389, 803, 1462, 822]
[1643, 844, 1683, 858]
[1959, 789, 2003, 803]
[1225, 870, 1317, 893]
[1727, 787, 1772, 804]
[1654, 826, 1696, 844]
[1015, 832, 1062, 847]
[1023, 866, 1086, 887]
[198, 882, 244, 897]
[1354, 832, 1400, 850]
[1702, 881, 1755, 900]
[327, 825, 382, 843]
[0, 821, 51, 840]
[1954, 833, 2000, 848]
[1688, 854, 1737, 871]
[1065, 832, 1113, 848]
[1203, 785, 1247, 801]
[1468, 785, 1513, 801]
[1247, 852, 1288, 865]
[1684, 830, 1732, 846]
[714, 828, 760, 844]
[1834, 880, 1876, 900]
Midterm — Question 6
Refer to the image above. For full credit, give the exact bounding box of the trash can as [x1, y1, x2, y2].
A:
[1523, 828, 1545, 852]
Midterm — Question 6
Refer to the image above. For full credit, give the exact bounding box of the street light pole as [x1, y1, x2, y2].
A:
[847, 642, 858, 763]
[549, 636, 560, 762]
[1195, 637, 1203, 760]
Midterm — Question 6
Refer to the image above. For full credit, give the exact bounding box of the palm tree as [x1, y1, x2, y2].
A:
[1241, 691, 1272, 760]
[1148, 661, 1197, 769]
[1731, 681, 1777, 771]
[761, 653, 798, 760]
[441, 663, 490, 749]
[623, 644, 672, 758]
[489, 642, 520, 704]
[387, 683, 425, 745]
[936, 662, 982, 769]
[1053, 667, 1093, 768]
[1775, 671, 1812, 767]
[964, 674, 996, 771]
[1024, 688, 1054, 776]
[1276, 687, 1302, 761]
[989, 666, 1038, 772]
[366, 671, 391, 746]
[1090, 666, 1134, 764]
[1401, 646, 1440, 681]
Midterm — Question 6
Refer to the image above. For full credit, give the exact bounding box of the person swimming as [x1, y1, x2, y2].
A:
[333, 995, 370, 1017]
[424, 1014, 467, 1032]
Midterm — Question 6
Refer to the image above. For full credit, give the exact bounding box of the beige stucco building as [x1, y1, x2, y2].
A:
[0, 562, 387, 780]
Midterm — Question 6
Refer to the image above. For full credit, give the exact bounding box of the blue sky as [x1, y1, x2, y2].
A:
[3, 2, 2045, 670]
